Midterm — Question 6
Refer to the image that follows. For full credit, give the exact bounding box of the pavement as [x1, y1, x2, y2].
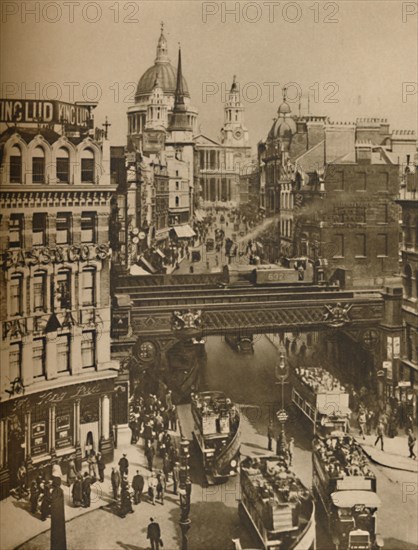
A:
[1, 425, 182, 550]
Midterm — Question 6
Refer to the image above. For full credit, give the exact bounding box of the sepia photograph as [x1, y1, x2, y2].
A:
[0, 1, 417, 549]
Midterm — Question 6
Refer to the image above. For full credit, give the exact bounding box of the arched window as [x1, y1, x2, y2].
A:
[81, 268, 96, 306]
[81, 148, 95, 183]
[9, 145, 22, 183]
[56, 148, 70, 183]
[404, 264, 412, 298]
[32, 147, 45, 184]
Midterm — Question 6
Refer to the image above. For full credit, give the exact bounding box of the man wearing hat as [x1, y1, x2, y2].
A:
[132, 470, 144, 504]
[147, 517, 162, 550]
[118, 453, 129, 477]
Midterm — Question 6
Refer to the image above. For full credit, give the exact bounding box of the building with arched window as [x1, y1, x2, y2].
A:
[0, 105, 118, 498]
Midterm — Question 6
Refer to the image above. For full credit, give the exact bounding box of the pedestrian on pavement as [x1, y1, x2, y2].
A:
[111, 467, 121, 500]
[29, 479, 39, 514]
[374, 422, 385, 451]
[168, 405, 177, 431]
[288, 437, 295, 466]
[132, 470, 144, 504]
[119, 476, 134, 517]
[407, 428, 417, 459]
[72, 474, 83, 507]
[145, 442, 156, 471]
[156, 471, 166, 504]
[40, 480, 52, 521]
[87, 450, 98, 479]
[67, 456, 78, 486]
[358, 410, 367, 440]
[97, 452, 106, 482]
[82, 472, 92, 508]
[366, 409, 375, 435]
[172, 461, 180, 495]
[267, 420, 274, 451]
[147, 517, 162, 550]
[148, 473, 158, 505]
[118, 453, 129, 477]
[17, 462, 27, 499]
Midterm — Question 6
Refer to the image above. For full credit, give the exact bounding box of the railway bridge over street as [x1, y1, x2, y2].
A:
[110, 273, 403, 394]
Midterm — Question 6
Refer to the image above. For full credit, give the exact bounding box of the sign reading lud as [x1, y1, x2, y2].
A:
[0, 99, 92, 128]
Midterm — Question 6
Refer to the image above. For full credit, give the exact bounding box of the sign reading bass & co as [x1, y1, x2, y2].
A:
[3, 243, 109, 268]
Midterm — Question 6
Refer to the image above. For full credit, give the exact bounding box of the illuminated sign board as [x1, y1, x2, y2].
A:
[0, 99, 91, 127]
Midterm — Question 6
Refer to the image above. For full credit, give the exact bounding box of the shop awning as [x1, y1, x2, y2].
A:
[331, 491, 381, 509]
[130, 265, 151, 276]
[138, 257, 157, 274]
[172, 224, 196, 238]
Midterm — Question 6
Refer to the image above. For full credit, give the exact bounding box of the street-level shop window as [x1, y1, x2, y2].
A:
[57, 334, 70, 373]
[56, 269, 72, 310]
[55, 403, 73, 450]
[81, 268, 95, 306]
[31, 406, 49, 457]
[81, 148, 95, 182]
[10, 274, 23, 316]
[33, 338, 46, 378]
[81, 212, 96, 243]
[56, 148, 70, 183]
[33, 271, 47, 312]
[32, 147, 46, 184]
[32, 213, 47, 246]
[9, 145, 22, 183]
[9, 213, 24, 248]
[56, 212, 72, 245]
[9, 342, 22, 381]
[81, 331, 96, 369]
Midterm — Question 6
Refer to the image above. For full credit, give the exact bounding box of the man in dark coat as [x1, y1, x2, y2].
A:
[145, 443, 155, 472]
[147, 517, 162, 550]
[51, 476, 67, 550]
[71, 475, 83, 507]
[96, 452, 105, 482]
[111, 467, 121, 500]
[82, 472, 92, 508]
[118, 453, 129, 476]
[132, 470, 144, 504]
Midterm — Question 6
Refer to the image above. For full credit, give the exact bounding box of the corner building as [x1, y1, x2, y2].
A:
[0, 114, 118, 498]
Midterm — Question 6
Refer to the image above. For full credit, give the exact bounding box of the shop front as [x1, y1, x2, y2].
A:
[0, 377, 115, 499]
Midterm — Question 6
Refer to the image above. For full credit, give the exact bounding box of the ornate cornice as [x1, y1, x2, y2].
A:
[0, 188, 115, 209]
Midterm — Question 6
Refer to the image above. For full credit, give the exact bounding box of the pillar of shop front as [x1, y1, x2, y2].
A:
[99, 394, 113, 462]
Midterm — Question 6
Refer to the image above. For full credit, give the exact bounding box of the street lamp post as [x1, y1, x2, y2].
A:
[275, 352, 289, 456]
[179, 438, 192, 550]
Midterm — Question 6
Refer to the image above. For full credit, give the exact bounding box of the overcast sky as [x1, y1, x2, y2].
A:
[1, 0, 417, 150]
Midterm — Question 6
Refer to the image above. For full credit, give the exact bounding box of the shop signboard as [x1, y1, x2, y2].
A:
[31, 421, 48, 456]
[55, 412, 72, 449]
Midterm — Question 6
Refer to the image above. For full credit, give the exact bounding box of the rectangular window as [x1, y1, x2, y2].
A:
[355, 233, 366, 257]
[56, 158, 69, 183]
[33, 338, 45, 378]
[356, 173, 366, 191]
[10, 276, 22, 316]
[334, 171, 344, 191]
[9, 214, 24, 248]
[377, 234, 388, 257]
[10, 155, 22, 183]
[82, 270, 95, 306]
[33, 272, 46, 312]
[9, 342, 22, 380]
[32, 157, 45, 184]
[333, 234, 344, 258]
[32, 213, 47, 246]
[81, 332, 95, 368]
[56, 271, 71, 310]
[57, 335, 70, 373]
[81, 158, 95, 182]
[56, 213, 72, 245]
[81, 212, 96, 243]
[379, 204, 388, 224]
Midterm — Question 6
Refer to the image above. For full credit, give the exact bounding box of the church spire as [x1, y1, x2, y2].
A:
[169, 45, 191, 132]
[174, 45, 186, 110]
[155, 21, 169, 63]
[230, 75, 238, 93]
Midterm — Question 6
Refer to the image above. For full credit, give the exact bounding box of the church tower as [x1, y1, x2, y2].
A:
[145, 70, 168, 130]
[221, 75, 249, 147]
